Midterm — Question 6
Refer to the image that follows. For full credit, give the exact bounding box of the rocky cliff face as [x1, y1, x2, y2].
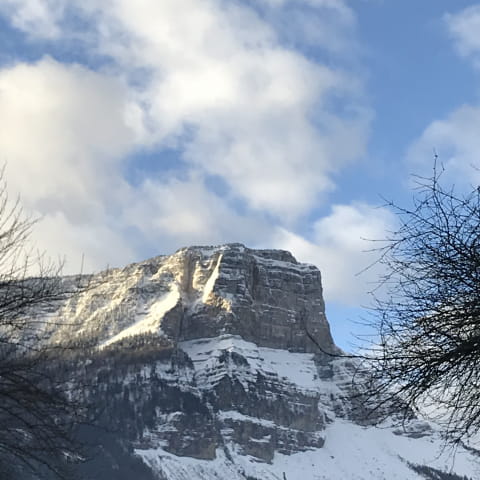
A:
[39, 244, 480, 479]
[49, 243, 337, 355]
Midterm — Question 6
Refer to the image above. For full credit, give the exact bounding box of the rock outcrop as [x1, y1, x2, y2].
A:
[36, 244, 480, 480]
[50, 243, 338, 355]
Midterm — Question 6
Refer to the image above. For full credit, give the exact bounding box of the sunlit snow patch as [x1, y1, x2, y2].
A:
[100, 285, 180, 348]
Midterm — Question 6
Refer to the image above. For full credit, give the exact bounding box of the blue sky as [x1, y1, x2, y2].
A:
[1, 0, 480, 350]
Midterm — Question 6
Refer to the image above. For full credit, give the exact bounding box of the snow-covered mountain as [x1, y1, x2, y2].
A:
[42, 244, 480, 479]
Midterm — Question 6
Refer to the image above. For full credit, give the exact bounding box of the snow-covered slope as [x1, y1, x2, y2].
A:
[132, 334, 480, 480]
[39, 244, 480, 479]
[138, 421, 480, 480]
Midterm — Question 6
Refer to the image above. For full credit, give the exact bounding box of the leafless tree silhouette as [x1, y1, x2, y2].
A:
[364, 161, 480, 443]
[0, 170, 87, 479]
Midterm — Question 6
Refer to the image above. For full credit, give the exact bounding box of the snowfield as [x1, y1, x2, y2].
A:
[133, 334, 480, 480]
[137, 419, 480, 480]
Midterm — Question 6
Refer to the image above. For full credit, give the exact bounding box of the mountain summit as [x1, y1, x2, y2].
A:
[41, 244, 479, 479]
[50, 243, 337, 355]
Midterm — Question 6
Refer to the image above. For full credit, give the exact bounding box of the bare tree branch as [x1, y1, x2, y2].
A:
[0, 169, 90, 479]
[362, 160, 480, 444]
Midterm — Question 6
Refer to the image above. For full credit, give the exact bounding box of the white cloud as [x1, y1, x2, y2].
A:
[31, 211, 136, 273]
[2, 0, 368, 220]
[402, 6, 480, 215]
[85, 0, 368, 219]
[0, 55, 276, 270]
[402, 6, 480, 199]
[407, 104, 480, 187]
[124, 175, 271, 254]
[0, 0, 65, 38]
[273, 203, 396, 305]
[0, 55, 273, 272]
[445, 5, 480, 66]
[0, 0, 372, 301]
[0, 57, 136, 217]
[0, 57, 139, 270]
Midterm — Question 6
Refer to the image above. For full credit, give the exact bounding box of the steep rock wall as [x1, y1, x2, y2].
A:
[49, 243, 337, 355]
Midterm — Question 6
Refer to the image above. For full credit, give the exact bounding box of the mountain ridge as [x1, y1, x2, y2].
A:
[47, 243, 338, 355]
[33, 244, 480, 479]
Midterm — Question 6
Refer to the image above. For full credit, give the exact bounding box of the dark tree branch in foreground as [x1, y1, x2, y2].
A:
[362, 162, 480, 443]
[0, 170, 88, 479]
